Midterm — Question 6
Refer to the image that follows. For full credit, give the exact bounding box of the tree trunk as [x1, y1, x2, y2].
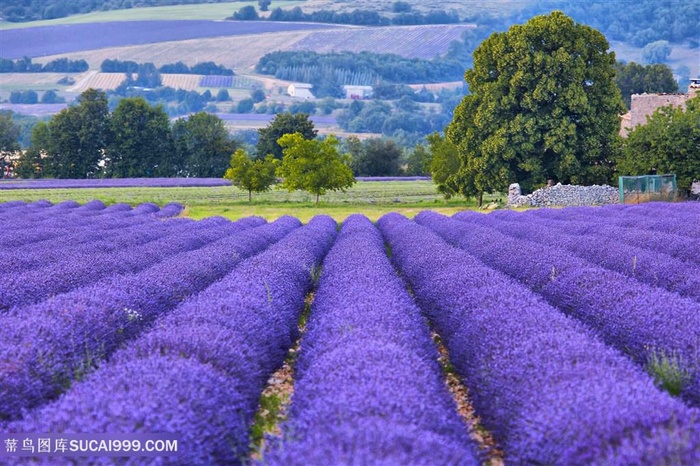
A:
[478, 192, 483, 207]
[315, 193, 320, 205]
[248, 190, 252, 202]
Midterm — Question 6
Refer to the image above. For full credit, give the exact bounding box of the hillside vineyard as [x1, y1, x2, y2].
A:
[2, 200, 700, 464]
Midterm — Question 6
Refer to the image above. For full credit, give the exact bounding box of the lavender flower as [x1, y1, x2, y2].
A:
[10, 216, 336, 465]
[263, 215, 480, 465]
[0, 217, 296, 420]
[417, 211, 700, 405]
[379, 212, 700, 465]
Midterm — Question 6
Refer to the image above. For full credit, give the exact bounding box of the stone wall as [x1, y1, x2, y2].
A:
[508, 183, 619, 207]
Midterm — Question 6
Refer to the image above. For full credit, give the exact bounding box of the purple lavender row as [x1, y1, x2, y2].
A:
[0, 216, 299, 422]
[264, 215, 479, 465]
[455, 211, 700, 302]
[0, 177, 231, 190]
[0, 215, 263, 311]
[378, 213, 700, 464]
[492, 208, 700, 266]
[0, 201, 176, 244]
[8, 215, 336, 464]
[0, 213, 205, 277]
[417, 211, 700, 405]
[530, 203, 700, 239]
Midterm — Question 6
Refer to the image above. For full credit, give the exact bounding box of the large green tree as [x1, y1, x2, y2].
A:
[44, 88, 110, 178]
[107, 97, 173, 177]
[276, 133, 355, 204]
[224, 148, 278, 201]
[619, 97, 700, 194]
[172, 112, 235, 177]
[256, 113, 317, 160]
[448, 11, 625, 197]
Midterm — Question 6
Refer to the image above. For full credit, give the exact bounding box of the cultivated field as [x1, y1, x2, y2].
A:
[1, 200, 699, 464]
[288, 24, 475, 59]
[0, 180, 478, 222]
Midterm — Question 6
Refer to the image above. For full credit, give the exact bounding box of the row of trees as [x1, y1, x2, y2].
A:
[15, 89, 235, 179]
[231, 5, 460, 26]
[256, 50, 465, 86]
[0, 57, 88, 73]
[101, 59, 233, 76]
[225, 133, 354, 205]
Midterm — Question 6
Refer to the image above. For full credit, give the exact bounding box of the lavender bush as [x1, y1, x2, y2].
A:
[418, 211, 700, 405]
[263, 215, 480, 465]
[0, 214, 262, 311]
[454, 211, 700, 302]
[9, 215, 337, 465]
[379, 212, 700, 465]
[0, 217, 295, 421]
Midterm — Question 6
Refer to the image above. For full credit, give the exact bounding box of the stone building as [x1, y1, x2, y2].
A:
[621, 78, 700, 137]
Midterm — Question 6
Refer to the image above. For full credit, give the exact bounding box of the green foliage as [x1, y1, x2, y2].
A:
[616, 61, 678, 110]
[0, 111, 21, 176]
[9, 91, 38, 104]
[405, 144, 431, 176]
[258, 0, 271, 12]
[215, 89, 230, 102]
[427, 132, 460, 199]
[350, 137, 403, 177]
[107, 97, 172, 178]
[449, 11, 624, 198]
[276, 133, 355, 204]
[224, 148, 278, 201]
[232, 5, 258, 20]
[41, 90, 65, 104]
[236, 98, 255, 113]
[256, 50, 464, 85]
[42, 89, 111, 179]
[172, 112, 235, 177]
[646, 349, 691, 397]
[619, 97, 700, 194]
[0, 57, 87, 73]
[250, 88, 266, 103]
[15, 121, 49, 178]
[289, 101, 317, 116]
[256, 113, 317, 160]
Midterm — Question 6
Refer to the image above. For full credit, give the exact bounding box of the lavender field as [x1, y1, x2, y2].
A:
[1, 200, 700, 464]
[0, 21, 344, 59]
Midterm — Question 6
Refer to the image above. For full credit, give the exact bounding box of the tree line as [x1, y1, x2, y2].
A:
[0, 57, 88, 73]
[13, 89, 235, 179]
[256, 50, 465, 86]
[231, 5, 460, 26]
[101, 59, 233, 76]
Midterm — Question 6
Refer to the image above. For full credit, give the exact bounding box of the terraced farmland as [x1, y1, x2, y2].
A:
[2, 200, 700, 464]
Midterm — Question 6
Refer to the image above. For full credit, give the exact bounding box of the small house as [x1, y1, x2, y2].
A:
[287, 83, 314, 99]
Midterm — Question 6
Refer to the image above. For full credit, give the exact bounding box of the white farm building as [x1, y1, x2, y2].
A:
[287, 83, 315, 99]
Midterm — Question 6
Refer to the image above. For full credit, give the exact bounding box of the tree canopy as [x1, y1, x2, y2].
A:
[224, 149, 278, 201]
[616, 61, 678, 110]
[256, 113, 317, 160]
[276, 133, 355, 204]
[448, 11, 625, 198]
[172, 112, 235, 177]
[618, 97, 700, 194]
